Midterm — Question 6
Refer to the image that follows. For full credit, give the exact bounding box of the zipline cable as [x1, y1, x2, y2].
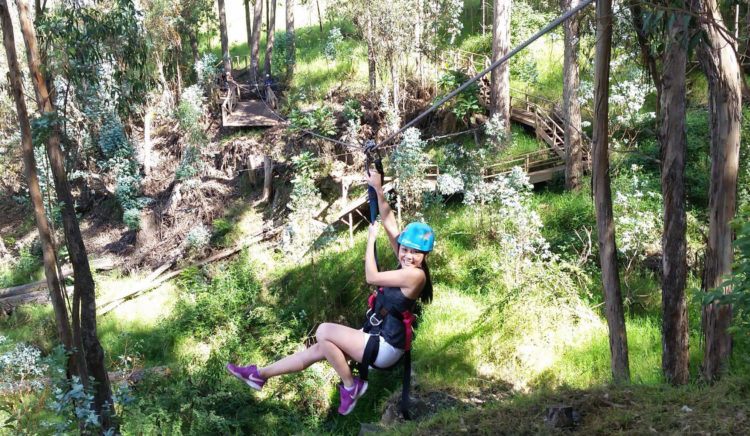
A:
[371, 0, 595, 152]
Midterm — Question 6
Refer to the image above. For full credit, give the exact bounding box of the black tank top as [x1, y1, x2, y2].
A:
[365, 286, 416, 349]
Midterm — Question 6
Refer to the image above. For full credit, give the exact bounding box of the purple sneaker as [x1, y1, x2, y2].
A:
[337, 377, 368, 415]
[226, 363, 266, 391]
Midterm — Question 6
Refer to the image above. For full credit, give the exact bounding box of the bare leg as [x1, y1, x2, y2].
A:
[259, 343, 324, 378]
[315, 323, 366, 387]
[258, 323, 366, 386]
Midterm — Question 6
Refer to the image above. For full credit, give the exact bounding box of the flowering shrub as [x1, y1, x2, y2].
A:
[484, 113, 509, 149]
[324, 27, 344, 61]
[283, 152, 327, 257]
[465, 167, 552, 268]
[437, 142, 485, 196]
[0, 341, 48, 387]
[392, 128, 429, 213]
[611, 164, 662, 269]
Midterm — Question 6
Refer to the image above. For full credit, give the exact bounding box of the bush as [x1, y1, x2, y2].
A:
[282, 152, 326, 256]
[288, 106, 337, 137]
[175, 146, 201, 181]
[436, 71, 482, 127]
[123, 208, 141, 231]
[177, 85, 206, 147]
[195, 53, 220, 90]
[186, 225, 211, 250]
[392, 128, 430, 213]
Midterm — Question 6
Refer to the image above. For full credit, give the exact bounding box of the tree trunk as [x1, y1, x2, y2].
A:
[627, 0, 662, 118]
[693, 0, 743, 382]
[0, 0, 75, 377]
[15, 0, 115, 428]
[251, 0, 253, 63]
[366, 6, 376, 95]
[315, 0, 323, 34]
[285, 0, 295, 82]
[144, 109, 153, 176]
[265, 0, 276, 77]
[561, 0, 582, 191]
[217, 0, 231, 77]
[490, 0, 511, 132]
[189, 32, 199, 65]
[251, 0, 264, 82]
[659, 5, 690, 385]
[592, 0, 630, 383]
[263, 155, 274, 202]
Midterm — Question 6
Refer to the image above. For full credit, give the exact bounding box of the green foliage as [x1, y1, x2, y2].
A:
[194, 53, 220, 90]
[436, 71, 482, 127]
[177, 85, 207, 147]
[704, 214, 750, 336]
[38, 0, 152, 119]
[323, 27, 345, 61]
[175, 146, 201, 181]
[533, 188, 596, 258]
[186, 225, 211, 250]
[342, 99, 363, 122]
[288, 106, 337, 137]
[0, 247, 43, 289]
[123, 208, 141, 231]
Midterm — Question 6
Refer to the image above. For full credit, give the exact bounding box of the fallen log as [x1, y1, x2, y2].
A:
[97, 227, 281, 315]
[0, 286, 73, 315]
[0, 258, 116, 299]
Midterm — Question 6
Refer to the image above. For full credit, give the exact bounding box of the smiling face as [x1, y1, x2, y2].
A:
[398, 245, 426, 269]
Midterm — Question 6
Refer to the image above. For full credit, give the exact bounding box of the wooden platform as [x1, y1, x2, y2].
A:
[223, 101, 281, 127]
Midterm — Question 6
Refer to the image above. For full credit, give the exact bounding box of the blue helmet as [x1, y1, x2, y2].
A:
[397, 222, 435, 252]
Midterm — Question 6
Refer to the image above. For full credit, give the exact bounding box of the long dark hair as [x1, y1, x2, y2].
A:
[419, 259, 433, 304]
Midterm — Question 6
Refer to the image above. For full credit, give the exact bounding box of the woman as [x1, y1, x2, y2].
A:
[226, 171, 434, 415]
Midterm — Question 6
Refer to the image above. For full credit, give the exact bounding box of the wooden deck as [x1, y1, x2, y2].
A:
[222, 101, 281, 127]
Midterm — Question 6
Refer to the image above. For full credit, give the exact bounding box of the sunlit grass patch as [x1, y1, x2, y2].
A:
[415, 288, 485, 391]
[0, 304, 57, 352]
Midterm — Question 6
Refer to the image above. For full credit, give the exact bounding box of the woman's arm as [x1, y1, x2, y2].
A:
[367, 171, 400, 257]
[365, 225, 425, 298]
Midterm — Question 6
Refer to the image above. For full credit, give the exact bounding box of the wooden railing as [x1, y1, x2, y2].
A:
[483, 148, 563, 179]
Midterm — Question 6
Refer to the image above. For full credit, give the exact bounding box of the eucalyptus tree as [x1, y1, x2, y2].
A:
[659, 1, 690, 385]
[0, 0, 76, 381]
[16, 0, 118, 428]
[251, 0, 263, 81]
[265, 0, 276, 76]
[491, 0, 511, 132]
[592, 0, 629, 382]
[560, 0, 582, 190]
[245, 0, 253, 63]
[286, 0, 295, 81]
[691, 0, 743, 381]
[218, 0, 231, 75]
